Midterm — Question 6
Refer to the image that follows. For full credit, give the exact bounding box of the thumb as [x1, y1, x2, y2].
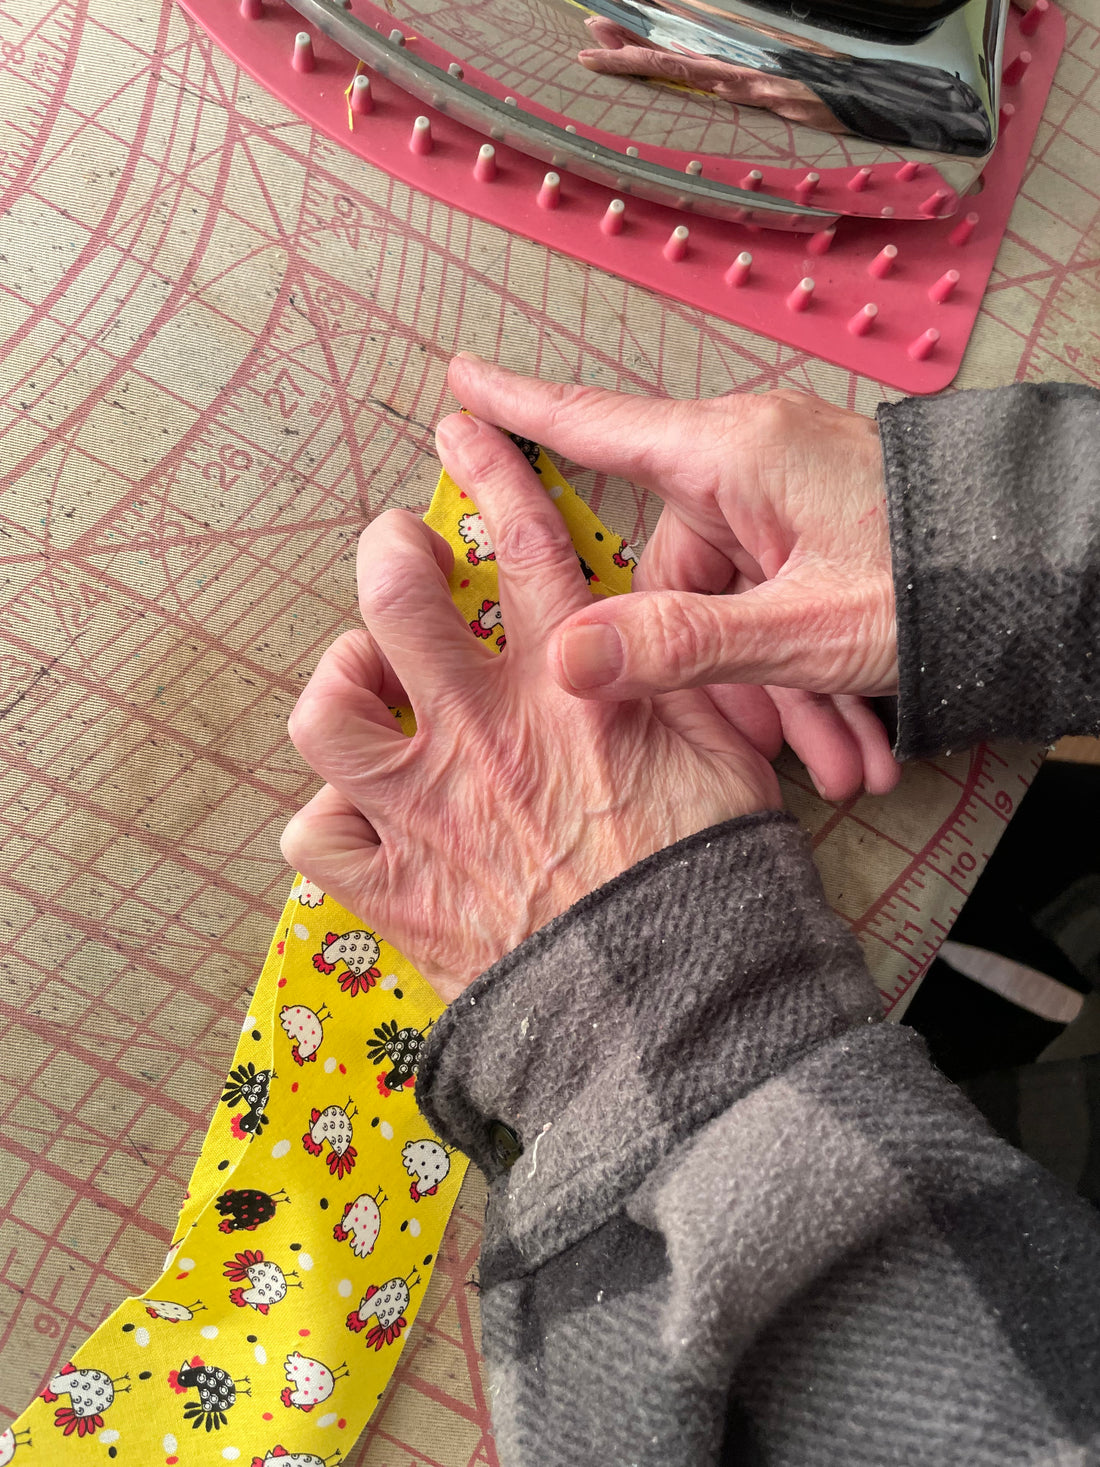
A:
[549, 580, 863, 699]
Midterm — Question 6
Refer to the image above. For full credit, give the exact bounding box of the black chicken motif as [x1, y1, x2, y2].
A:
[367, 1021, 428, 1094]
[214, 1186, 289, 1233]
[221, 1063, 272, 1139]
[174, 1359, 250, 1432]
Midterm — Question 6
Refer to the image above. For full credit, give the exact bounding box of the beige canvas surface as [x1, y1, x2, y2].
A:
[0, 1, 1098, 1461]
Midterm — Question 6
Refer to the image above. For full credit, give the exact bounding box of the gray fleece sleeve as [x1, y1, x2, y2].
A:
[878, 383, 1100, 759]
[417, 813, 1100, 1467]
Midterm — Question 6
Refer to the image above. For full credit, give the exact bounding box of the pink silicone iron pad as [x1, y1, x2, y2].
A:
[178, 0, 1063, 393]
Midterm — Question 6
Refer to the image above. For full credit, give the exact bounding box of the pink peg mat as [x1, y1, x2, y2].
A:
[178, 0, 1064, 393]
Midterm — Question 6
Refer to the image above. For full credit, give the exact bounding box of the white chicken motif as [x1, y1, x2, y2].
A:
[250, 1448, 343, 1467]
[291, 875, 325, 908]
[402, 1139, 450, 1202]
[279, 1002, 330, 1065]
[469, 598, 504, 646]
[302, 1100, 358, 1178]
[612, 538, 639, 570]
[312, 929, 381, 997]
[144, 1298, 204, 1323]
[0, 1428, 31, 1465]
[332, 1188, 385, 1257]
[40, 1363, 129, 1437]
[224, 1248, 302, 1313]
[458, 511, 495, 565]
[280, 1352, 348, 1412]
[346, 1272, 420, 1350]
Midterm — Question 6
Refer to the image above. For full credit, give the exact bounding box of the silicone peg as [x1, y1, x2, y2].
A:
[919, 188, 952, 217]
[724, 251, 752, 288]
[663, 225, 689, 262]
[240, 0, 263, 18]
[949, 211, 979, 246]
[685, 159, 703, 176]
[292, 31, 315, 72]
[600, 198, 625, 235]
[448, 62, 464, 79]
[473, 143, 496, 182]
[389, 27, 405, 44]
[999, 102, 1016, 130]
[409, 115, 432, 155]
[847, 167, 872, 193]
[625, 145, 639, 156]
[795, 171, 820, 202]
[847, 303, 878, 337]
[1019, 0, 1049, 36]
[807, 227, 835, 257]
[537, 171, 561, 210]
[740, 169, 763, 192]
[869, 244, 898, 279]
[907, 327, 940, 361]
[895, 160, 920, 182]
[350, 73, 372, 115]
[928, 269, 960, 303]
[786, 277, 814, 312]
[1003, 51, 1032, 86]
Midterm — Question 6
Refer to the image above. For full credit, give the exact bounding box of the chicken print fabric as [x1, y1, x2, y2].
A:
[6, 439, 636, 1464]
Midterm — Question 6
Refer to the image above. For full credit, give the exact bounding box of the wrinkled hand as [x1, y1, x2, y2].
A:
[578, 17, 844, 133]
[448, 357, 900, 801]
[281, 415, 779, 1002]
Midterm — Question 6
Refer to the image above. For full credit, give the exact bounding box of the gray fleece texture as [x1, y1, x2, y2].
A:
[416, 382, 1100, 1466]
[878, 383, 1100, 759]
[418, 817, 1100, 1467]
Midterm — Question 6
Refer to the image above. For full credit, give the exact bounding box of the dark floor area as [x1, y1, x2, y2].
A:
[903, 757, 1100, 1205]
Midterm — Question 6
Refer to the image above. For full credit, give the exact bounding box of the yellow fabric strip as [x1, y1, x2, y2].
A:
[7, 444, 636, 1466]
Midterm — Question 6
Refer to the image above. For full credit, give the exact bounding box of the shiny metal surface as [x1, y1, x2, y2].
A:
[285, 0, 838, 228]
[287, 0, 1011, 223]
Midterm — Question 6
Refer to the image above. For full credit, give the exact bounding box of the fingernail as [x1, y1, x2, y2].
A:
[436, 413, 479, 450]
[454, 350, 485, 364]
[806, 767, 831, 801]
[560, 624, 623, 690]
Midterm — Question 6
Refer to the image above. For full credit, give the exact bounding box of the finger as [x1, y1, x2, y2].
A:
[435, 413, 589, 652]
[447, 356, 740, 503]
[280, 783, 382, 918]
[583, 16, 648, 48]
[287, 629, 411, 800]
[703, 681, 783, 761]
[768, 687, 864, 802]
[356, 508, 487, 697]
[832, 695, 902, 796]
[631, 511, 780, 756]
[635, 507, 737, 596]
[578, 45, 732, 86]
[549, 578, 865, 699]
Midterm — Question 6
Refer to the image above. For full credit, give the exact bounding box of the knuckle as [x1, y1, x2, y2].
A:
[359, 559, 414, 620]
[279, 814, 307, 867]
[495, 512, 568, 574]
[543, 381, 601, 433]
[648, 597, 708, 681]
[286, 686, 324, 759]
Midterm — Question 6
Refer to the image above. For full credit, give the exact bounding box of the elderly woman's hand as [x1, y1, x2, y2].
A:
[280, 415, 780, 1002]
[448, 357, 900, 802]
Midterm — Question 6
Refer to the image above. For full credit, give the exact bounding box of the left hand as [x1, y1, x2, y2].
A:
[281, 415, 780, 1002]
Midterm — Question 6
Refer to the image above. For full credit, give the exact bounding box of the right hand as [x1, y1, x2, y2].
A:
[448, 357, 901, 798]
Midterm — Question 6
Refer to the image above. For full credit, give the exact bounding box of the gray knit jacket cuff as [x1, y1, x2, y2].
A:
[878, 383, 1100, 760]
[416, 812, 880, 1271]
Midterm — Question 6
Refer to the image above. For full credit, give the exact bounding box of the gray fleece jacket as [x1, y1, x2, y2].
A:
[417, 383, 1100, 1467]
